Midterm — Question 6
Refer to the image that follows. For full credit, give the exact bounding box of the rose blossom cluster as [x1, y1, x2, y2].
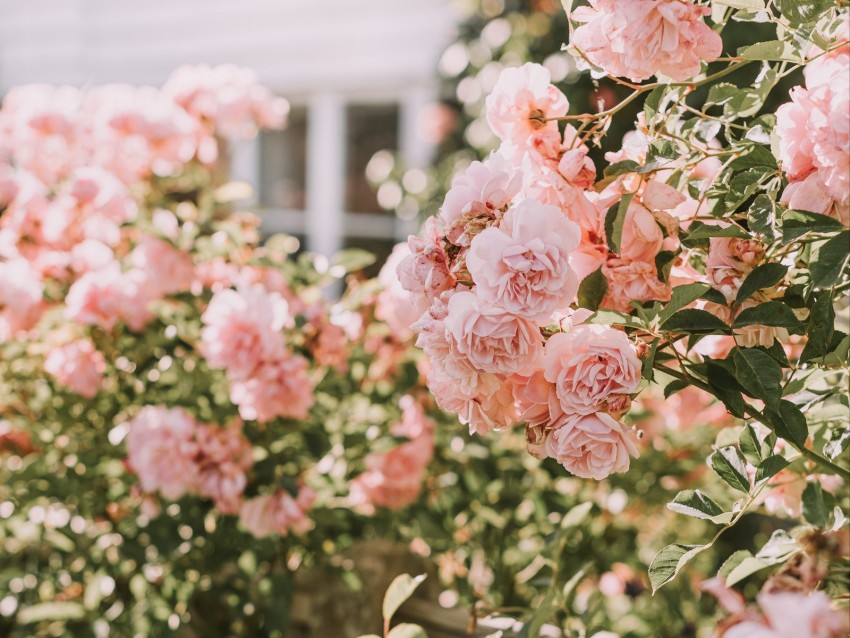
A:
[569, 0, 723, 82]
[123, 405, 314, 537]
[399, 63, 644, 480]
[200, 284, 315, 423]
[0, 65, 287, 344]
[350, 395, 436, 510]
[777, 29, 850, 225]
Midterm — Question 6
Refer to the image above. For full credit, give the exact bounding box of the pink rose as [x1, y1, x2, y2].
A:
[543, 324, 641, 415]
[44, 339, 106, 399]
[777, 49, 849, 208]
[0, 257, 44, 340]
[618, 200, 665, 262]
[485, 63, 568, 146]
[229, 355, 315, 423]
[439, 152, 522, 246]
[467, 200, 581, 321]
[723, 591, 849, 638]
[601, 258, 671, 313]
[706, 237, 766, 302]
[130, 234, 194, 296]
[543, 412, 640, 479]
[571, 0, 722, 82]
[397, 217, 455, 314]
[239, 488, 316, 538]
[124, 406, 201, 501]
[200, 285, 289, 379]
[428, 370, 517, 436]
[781, 172, 850, 226]
[65, 262, 156, 332]
[444, 290, 543, 375]
[194, 423, 253, 515]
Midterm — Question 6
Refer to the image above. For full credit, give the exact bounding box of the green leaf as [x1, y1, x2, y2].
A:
[667, 489, 732, 523]
[810, 231, 850, 289]
[724, 530, 799, 586]
[382, 574, 427, 623]
[387, 625, 428, 638]
[748, 195, 782, 242]
[781, 209, 843, 244]
[331, 248, 376, 274]
[711, 446, 751, 493]
[729, 145, 778, 170]
[735, 264, 788, 305]
[802, 482, 828, 527]
[754, 455, 790, 483]
[763, 400, 809, 448]
[713, 0, 766, 9]
[576, 268, 608, 311]
[664, 379, 689, 398]
[802, 293, 836, 362]
[603, 160, 640, 178]
[705, 359, 747, 418]
[739, 423, 767, 465]
[18, 602, 86, 624]
[662, 309, 730, 334]
[777, 0, 832, 25]
[733, 301, 802, 329]
[605, 193, 634, 255]
[649, 544, 705, 593]
[718, 549, 754, 579]
[659, 283, 710, 325]
[561, 501, 593, 529]
[732, 348, 782, 406]
[738, 40, 800, 62]
[706, 83, 742, 107]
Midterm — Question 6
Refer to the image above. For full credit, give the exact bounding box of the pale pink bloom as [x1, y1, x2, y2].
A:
[430, 372, 518, 436]
[602, 258, 671, 313]
[706, 237, 765, 302]
[194, 423, 253, 515]
[44, 339, 106, 399]
[200, 285, 289, 379]
[733, 297, 789, 349]
[485, 63, 568, 146]
[70, 239, 115, 274]
[618, 200, 664, 262]
[467, 200, 580, 321]
[350, 433, 434, 510]
[444, 290, 543, 375]
[124, 406, 201, 501]
[777, 49, 850, 207]
[0, 257, 44, 340]
[781, 172, 850, 226]
[543, 412, 640, 479]
[543, 324, 641, 415]
[130, 234, 194, 296]
[571, 0, 722, 82]
[513, 369, 563, 431]
[164, 64, 289, 139]
[723, 591, 849, 638]
[65, 262, 156, 332]
[642, 179, 687, 214]
[393, 394, 436, 440]
[239, 488, 316, 538]
[439, 152, 522, 246]
[398, 217, 455, 314]
[229, 355, 315, 423]
[0, 84, 82, 185]
[83, 84, 198, 184]
[521, 168, 603, 242]
[375, 242, 420, 339]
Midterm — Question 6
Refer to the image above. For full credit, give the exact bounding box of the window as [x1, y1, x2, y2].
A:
[344, 103, 399, 214]
[259, 106, 308, 211]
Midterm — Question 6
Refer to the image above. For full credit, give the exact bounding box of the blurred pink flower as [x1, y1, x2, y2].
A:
[130, 234, 194, 296]
[200, 285, 290, 379]
[723, 591, 848, 638]
[375, 242, 420, 339]
[194, 423, 253, 515]
[485, 62, 568, 146]
[0, 257, 44, 340]
[229, 355, 314, 423]
[44, 339, 106, 399]
[240, 488, 316, 538]
[125, 406, 201, 501]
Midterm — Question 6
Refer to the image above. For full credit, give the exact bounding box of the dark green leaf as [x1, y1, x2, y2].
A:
[664, 379, 689, 398]
[649, 544, 705, 593]
[732, 348, 782, 406]
[763, 400, 808, 448]
[802, 482, 827, 527]
[667, 489, 731, 523]
[810, 231, 850, 288]
[662, 309, 730, 334]
[735, 264, 788, 305]
[733, 301, 802, 329]
[739, 423, 767, 465]
[605, 193, 634, 255]
[729, 145, 778, 170]
[685, 223, 750, 241]
[659, 283, 710, 325]
[576, 268, 608, 311]
[754, 455, 790, 483]
[782, 209, 843, 244]
[710, 446, 751, 493]
[748, 195, 782, 242]
[738, 40, 800, 62]
[706, 360, 747, 418]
